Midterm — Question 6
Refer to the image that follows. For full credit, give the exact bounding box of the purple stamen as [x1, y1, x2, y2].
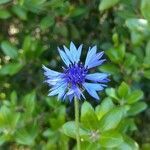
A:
[63, 62, 88, 86]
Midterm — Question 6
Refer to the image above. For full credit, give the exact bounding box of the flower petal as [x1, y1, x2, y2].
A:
[87, 59, 106, 69]
[82, 82, 104, 100]
[58, 47, 71, 66]
[73, 86, 85, 100]
[68, 94, 74, 102]
[48, 82, 67, 97]
[45, 77, 62, 86]
[86, 73, 109, 82]
[76, 44, 83, 62]
[63, 45, 74, 63]
[65, 85, 85, 100]
[57, 85, 67, 100]
[70, 42, 78, 63]
[42, 65, 61, 77]
[84, 46, 97, 67]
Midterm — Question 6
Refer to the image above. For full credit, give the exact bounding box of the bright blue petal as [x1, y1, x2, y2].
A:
[86, 73, 109, 82]
[45, 77, 63, 86]
[94, 52, 104, 60]
[70, 42, 78, 63]
[87, 59, 106, 69]
[83, 82, 104, 100]
[82, 83, 99, 100]
[42, 65, 61, 77]
[76, 44, 83, 62]
[65, 85, 85, 100]
[58, 47, 71, 66]
[63, 45, 74, 63]
[85, 49, 105, 69]
[68, 94, 74, 102]
[83, 82, 104, 91]
[48, 82, 67, 97]
[73, 86, 85, 100]
[84, 46, 97, 67]
[57, 84, 67, 100]
[63, 93, 74, 102]
[50, 79, 66, 91]
[66, 88, 74, 96]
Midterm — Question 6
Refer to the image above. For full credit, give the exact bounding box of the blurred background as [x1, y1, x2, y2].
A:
[0, 0, 150, 149]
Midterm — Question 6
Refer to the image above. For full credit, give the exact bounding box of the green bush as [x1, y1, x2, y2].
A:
[0, 0, 150, 149]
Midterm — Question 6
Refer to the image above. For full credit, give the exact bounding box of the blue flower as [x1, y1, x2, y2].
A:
[43, 42, 109, 101]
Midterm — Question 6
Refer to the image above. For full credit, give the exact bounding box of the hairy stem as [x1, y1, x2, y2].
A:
[74, 97, 80, 150]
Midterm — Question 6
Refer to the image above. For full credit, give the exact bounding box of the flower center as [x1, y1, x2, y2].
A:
[63, 63, 88, 86]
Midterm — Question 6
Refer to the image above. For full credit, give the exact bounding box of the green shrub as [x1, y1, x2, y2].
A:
[0, 0, 149, 149]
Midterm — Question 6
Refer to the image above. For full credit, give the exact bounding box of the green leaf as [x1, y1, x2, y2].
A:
[0, 106, 20, 132]
[105, 44, 125, 63]
[117, 118, 137, 133]
[70, 6, 87, 17]
[118, 44, 126, 60]
[1, 41, 18, 59]
[116, 135, 139, 150]
[100, 130, 123, 148]
[15, 123, 38, 146]
[0, 9, 11, 19]
[0, 134, 9, 145]
[124, 53, 136, 67]
[106, 88, 118, 100]
[95, 97, 114, 120]
[98, 107, 126, 132]
[49, 105, 66, 130]
[81, 102, 99, 129]
[23, 91, 36, 115]
[23, 0, 46, 13]
[118, 82, 129, 98]
[12, 5, 27, 20]
[0, 0, 11, 5]
[126, 18, 149, 32]
[144, 70, 150, 79]
[112, 33, 119, 46]
[40, 16, 55, 30]
[81, 142, 101, 150]
[131, 31, 144, 45]
[128, 102, 147, 116]
[22, 36, 45, 58]
[22, 35, 32, 52]
[127, 90, 143, 104]
[70, 24, 80, 39]
[46, 97, 61, 108]
[145, 40, 150, 58]
[99, 64, 120, 76]
[0, 63, 23, 76]
[10, 91, 17, 105]
[142, 143, 150, 150]
[62, 121, 89, 140]
[141, 0, 150, 21]
[144, 40, 150, 67]
[54, 24, 68, 37]
[126, 18, 149, 45]
[99, 0, 120, 11]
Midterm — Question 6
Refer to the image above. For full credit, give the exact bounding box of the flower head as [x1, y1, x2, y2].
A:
[43, 42, 109, 101]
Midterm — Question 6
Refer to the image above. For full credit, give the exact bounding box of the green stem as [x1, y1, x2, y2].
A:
[74, 97, 81, 150]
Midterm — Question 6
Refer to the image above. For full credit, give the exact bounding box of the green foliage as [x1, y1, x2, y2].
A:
[99, 0, 120, 11]
[62, 98, 141, 149]
[0, 0, 149, 149]
[99, 131, 123, 148]
[81, 102, 99, 129]
[141, 0, 150, 21]
[1, 41, 18, 59]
